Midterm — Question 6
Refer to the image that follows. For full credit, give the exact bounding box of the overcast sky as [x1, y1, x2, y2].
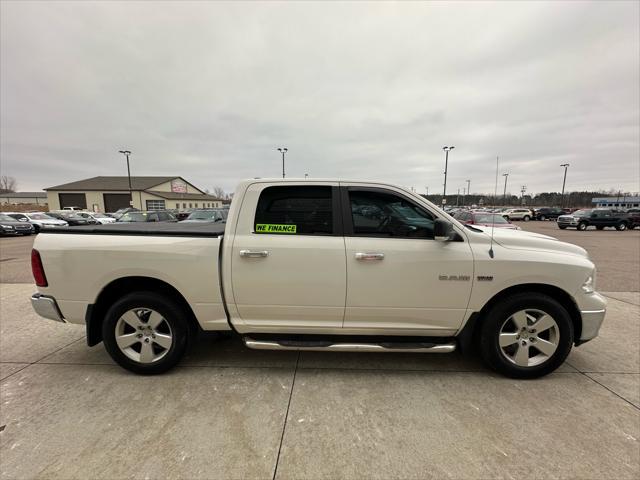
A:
[1, 1, 639, 195]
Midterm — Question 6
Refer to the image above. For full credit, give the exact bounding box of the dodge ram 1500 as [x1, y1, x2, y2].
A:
[30, 179, 606, 378]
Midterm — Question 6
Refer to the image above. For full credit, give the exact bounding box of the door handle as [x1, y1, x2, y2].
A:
[355, 252, 384, 261]
[239, 250, 270, 258]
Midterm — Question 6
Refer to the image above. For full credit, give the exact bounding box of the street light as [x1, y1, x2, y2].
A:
[502, 173, 509, 205]
[442, 146, 455, 206]
[560, 163, 570, 207]
[118, 150, 133, 206]
[277, 147, 288, 178]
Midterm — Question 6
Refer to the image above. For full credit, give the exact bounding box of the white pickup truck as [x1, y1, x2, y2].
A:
[30, 179, 606, 378]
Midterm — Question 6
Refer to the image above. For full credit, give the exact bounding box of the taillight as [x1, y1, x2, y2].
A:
[31, 249, 48, 287]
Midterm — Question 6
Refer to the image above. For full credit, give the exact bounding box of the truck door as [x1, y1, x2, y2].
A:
[230, 183, 346, 331]
[341, 185, 474, 335]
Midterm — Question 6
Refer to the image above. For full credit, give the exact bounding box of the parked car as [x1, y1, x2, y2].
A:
[47, 211, 98, 226]
[557, 209, 629, 231]
[453, 211, 519, 229]
[75, 212, 117, 224]
[62, 206, 83, 211]
[117, 211, 178, 223]
[0, 213, 34, 236]
[625, 208, 640, 229]
[533, 207, 565, 221]
[30, 178, 605, 379]
[6, 212, 68, 232]
[181, 209, 228, 223]
[502, 208, 533, 222]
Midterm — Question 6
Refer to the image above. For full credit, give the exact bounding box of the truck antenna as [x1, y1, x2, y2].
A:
[489, 156, 499, 259]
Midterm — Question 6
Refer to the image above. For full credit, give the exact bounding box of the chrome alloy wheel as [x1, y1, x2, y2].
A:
[115, 308, 173, 363]
[499, 309, 559, 367]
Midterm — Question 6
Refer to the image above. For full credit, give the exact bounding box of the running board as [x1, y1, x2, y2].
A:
[243, 338, 456, 353]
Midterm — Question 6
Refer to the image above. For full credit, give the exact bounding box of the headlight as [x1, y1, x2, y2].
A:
[581, 274, 595, 294]
[1, 224, 14, 229]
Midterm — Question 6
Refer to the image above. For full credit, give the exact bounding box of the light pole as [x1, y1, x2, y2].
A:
[442, 146, 455, 206]
[502, 173, 509, 205]
[521, 185, 527, 205]
[560, 163, 570, 207]
[118, 150, 133, 206]
[277, 147, 288, 178]
[425, 186, 429, 196]
[466, 179, 471, 204]
[304, 173, 308, 179]
[462, 187, 466, 206]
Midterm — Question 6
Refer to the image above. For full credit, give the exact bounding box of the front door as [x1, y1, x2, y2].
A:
[230, 183, 346, 331]
[342, 185, 474, 335]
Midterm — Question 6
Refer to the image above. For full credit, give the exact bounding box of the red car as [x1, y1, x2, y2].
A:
[454, 211, 519, 229]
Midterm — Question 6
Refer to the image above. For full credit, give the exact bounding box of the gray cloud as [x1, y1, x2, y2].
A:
[1, 1, 638, 195]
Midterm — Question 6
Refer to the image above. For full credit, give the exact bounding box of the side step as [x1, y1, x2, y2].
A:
[243, 337, 456, 353]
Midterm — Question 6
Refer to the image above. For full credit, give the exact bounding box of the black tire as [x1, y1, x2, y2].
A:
[539, 215, 546, 221]
[558, 225, 567, 229]
[616, 222, 627, 231]
[479, 293, 574, 379]
[523, 215, 530, 222]
[102, 291, 190, 375]
[596, 226, 605, 230]
[577, 222, 588, 231]
[32, 224, 40, 233]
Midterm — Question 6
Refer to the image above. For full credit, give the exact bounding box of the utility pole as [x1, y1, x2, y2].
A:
[442, 146, 455, 207]
[118, 150, 133, 206]
[502, 173, 509, 206]
[560, 163, 570, 207]
[277, 147, 288, 178]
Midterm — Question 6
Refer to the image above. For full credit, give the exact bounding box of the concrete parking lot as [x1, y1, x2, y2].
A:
[1, 224, 639, 479]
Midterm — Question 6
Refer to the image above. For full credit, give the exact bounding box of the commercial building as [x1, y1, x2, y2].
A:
[0, 192, 48, 205]
[592, 196, 640, 209]
[45, 176, 222, 212]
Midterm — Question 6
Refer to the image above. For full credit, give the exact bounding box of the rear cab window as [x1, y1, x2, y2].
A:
[253, 185, 337, 235]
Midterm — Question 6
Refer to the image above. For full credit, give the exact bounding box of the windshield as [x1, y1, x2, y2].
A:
[187, 210, 219, 221]
[120, 212, 147, 222]
[0, 214, 15, 222]
[572, 209, 592, 217]
[27, 213, 54, 220]
[474, 213, 509, 224]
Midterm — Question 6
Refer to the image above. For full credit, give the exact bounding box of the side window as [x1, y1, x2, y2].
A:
[148, 213, 159, 222]
[254, 186, 333, 235]
[349, 190, 435, 239]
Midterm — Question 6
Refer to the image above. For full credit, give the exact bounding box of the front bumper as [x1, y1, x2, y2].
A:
[31, 293, 65, 322]
[576, 292, 607, 345]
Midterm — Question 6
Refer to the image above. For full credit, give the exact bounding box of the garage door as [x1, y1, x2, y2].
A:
[58, 193, 87, 209]
[103, 194, 131, 213]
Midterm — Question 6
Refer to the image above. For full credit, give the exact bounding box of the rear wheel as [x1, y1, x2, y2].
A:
[616, 222, 627, 231]
[523, 215, 530, 222]
[539, 215, 546, 221]
[558, 225, 567, 229]
[102, 291, 190, 374]
[577, 222, 588, 231]
[479, 293, 573, 379]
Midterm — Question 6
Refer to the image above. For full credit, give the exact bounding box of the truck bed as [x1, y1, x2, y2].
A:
[40, 222, 226, 237]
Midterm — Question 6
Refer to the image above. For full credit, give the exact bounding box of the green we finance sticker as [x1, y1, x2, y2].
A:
[255, 224, 297, 234]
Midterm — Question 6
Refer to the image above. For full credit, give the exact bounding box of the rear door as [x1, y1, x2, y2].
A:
[341, 185, 474, 335]
[230, 183, 346, 331]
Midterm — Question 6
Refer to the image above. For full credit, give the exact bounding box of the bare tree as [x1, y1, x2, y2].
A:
[0, 176, 17, 192]
[212, 186, 227, 199]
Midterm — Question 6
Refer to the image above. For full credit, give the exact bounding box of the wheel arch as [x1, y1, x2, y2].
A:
[458, 283, 582, 352]
[86, 276, 201, 346]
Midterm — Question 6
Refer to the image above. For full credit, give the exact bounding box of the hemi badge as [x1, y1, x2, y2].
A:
[477, 275, 494, 281]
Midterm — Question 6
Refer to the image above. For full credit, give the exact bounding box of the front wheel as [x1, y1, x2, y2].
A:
[479, 293, 574, 379]
[539, 215, 546, 221]
[523, 215, 530, 222]
[558, 225, 567, 229]
[577, 222, 588, 231]
[102, 291, 190, 374]
[616, 222, 627, 231]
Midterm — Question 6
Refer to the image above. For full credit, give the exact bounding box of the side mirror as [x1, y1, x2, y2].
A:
[434, 218, 454, 242]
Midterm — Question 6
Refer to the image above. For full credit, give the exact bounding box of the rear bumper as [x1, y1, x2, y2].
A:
[31, 293, 65, 322]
